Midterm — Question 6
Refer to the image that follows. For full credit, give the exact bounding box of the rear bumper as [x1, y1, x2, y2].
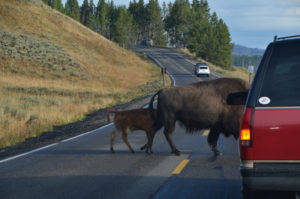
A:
[195, 71, 210, 75]
[241, 163, 300, 191]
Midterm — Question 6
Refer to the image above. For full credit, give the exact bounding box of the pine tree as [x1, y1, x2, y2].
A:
[86, 0, 96, 30]
[112, 6, 135, 48]
[191, 0, 200, 13]
[128, 0, 138, 17]
[186, 0, 214, 61]
[42, 0, 63, 12]
[208, 12, 219, 61]
[136, 0, 146, 40]
[165, 0, 191, 47]
[128, 0, 139, 44]
[193, 20, 213, 60]
[42, 0, 50, 6]
[80, 0, 89, 25]
[107, 0, 117, 40]
[187, 0, 201, 52]
[187, 8, 233, 68]
[96, 0, 109, 37]
[145, 0, 165, 46]
[161, 2, 168, 20]
[64, 0, 80, 21]
[213, 18, 233, 68]
[52, 0, 64, 12]
[199, 0, 210, 20]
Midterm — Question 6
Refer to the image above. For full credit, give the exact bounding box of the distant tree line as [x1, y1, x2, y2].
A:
[164, 0, 232, 68]
[231, 54, 262, 68]
[42, 0, 233, 69]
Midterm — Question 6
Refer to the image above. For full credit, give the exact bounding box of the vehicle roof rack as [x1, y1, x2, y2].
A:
[273, 35, 300, 42]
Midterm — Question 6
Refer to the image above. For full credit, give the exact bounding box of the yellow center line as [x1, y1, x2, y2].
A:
[172, 159, 190, 175]
[202, 129, 210, 136]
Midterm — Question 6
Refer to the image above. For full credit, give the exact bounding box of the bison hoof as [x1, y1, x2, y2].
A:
[173, 149, 181, 156]
[211, 146, 222, 156]
[146, 148, 152, 155]
[110, 147, 115, 154]
[140, 144, 147, 151]
[213, 150, 222, 156]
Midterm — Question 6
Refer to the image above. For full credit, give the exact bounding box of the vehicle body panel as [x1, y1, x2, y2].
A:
[252, 108, 300, 160]
[239, 36, 300, 194]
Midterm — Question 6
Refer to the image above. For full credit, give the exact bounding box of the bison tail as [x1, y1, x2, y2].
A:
[106, 109, 117, 123]
[149, 90, 160, 120]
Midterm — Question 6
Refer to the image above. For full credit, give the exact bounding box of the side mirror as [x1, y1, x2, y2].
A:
[227, 91, 248, 105]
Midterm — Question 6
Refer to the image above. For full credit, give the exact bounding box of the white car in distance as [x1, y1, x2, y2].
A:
[194, 62, 210, 77]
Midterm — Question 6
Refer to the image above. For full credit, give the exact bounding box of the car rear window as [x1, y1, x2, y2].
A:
[200, 66, 208, 69]
[257, 40, 300, 107]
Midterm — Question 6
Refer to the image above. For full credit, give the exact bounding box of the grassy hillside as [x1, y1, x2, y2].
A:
[0, 0, 169, 148]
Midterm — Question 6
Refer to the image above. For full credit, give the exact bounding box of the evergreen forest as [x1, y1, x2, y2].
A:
[42, 0, 233, 68]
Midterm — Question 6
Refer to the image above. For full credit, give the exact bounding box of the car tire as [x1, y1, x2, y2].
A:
[242, 183, 256, 199]
[296, 191, 300, 199]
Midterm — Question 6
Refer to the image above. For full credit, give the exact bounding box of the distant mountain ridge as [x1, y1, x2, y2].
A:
[232, 44, 265, 56]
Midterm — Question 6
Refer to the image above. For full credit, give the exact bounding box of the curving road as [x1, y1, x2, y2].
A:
[0, 47, 242, 199]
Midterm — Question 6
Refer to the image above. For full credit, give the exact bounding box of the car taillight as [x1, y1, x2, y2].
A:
[240, 107, 253, 147]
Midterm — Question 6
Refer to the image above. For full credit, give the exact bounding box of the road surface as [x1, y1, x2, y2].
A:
[0, 47, 243, 199]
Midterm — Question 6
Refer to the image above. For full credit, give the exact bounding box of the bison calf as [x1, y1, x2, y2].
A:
[107, 108, 156, 153]
[147, 78, 249, 156]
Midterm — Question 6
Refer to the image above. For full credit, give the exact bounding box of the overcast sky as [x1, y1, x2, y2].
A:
[63, 0, 300, 49]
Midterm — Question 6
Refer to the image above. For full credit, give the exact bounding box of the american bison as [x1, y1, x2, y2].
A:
[107, 108, 157, 153]
[146, 78, 249, 156]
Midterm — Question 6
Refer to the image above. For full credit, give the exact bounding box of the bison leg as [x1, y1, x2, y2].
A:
[163, 118, 180, 155]
[163, 130, 180, 156]
[121, 128, 135, 153]
[207, 127, 221, 156]
[140, 130, 150, 151]
[146, 123, 162, 154]
[110, 130, 118, 153]
[146, 117, 164, 154]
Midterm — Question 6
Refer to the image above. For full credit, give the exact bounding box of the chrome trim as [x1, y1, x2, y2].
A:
[254, 160, 300, 163]
[241, 160, 300, 169]
[240, 160, 254, 168]
[255, 106, 300, 110]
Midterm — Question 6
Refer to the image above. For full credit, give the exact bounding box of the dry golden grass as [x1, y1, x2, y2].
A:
[0, 0, 170, 148]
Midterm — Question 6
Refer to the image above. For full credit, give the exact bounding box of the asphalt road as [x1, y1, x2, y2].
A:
[0, 47, 243, 199]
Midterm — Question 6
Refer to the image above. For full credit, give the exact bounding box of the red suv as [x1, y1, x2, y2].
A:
[239, 35, 300, 198]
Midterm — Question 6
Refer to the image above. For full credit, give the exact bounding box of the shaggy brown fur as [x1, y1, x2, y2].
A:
[147, 78, 250, 156]
[107, 108, 157, 153]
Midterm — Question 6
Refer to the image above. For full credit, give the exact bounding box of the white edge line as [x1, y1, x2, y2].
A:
[0, 123, 114, 164]
[0, 143, 58, 164]
[166, 70, 176, 86]
[61, 123, 113, 143]
[185, 59, 195, 65]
